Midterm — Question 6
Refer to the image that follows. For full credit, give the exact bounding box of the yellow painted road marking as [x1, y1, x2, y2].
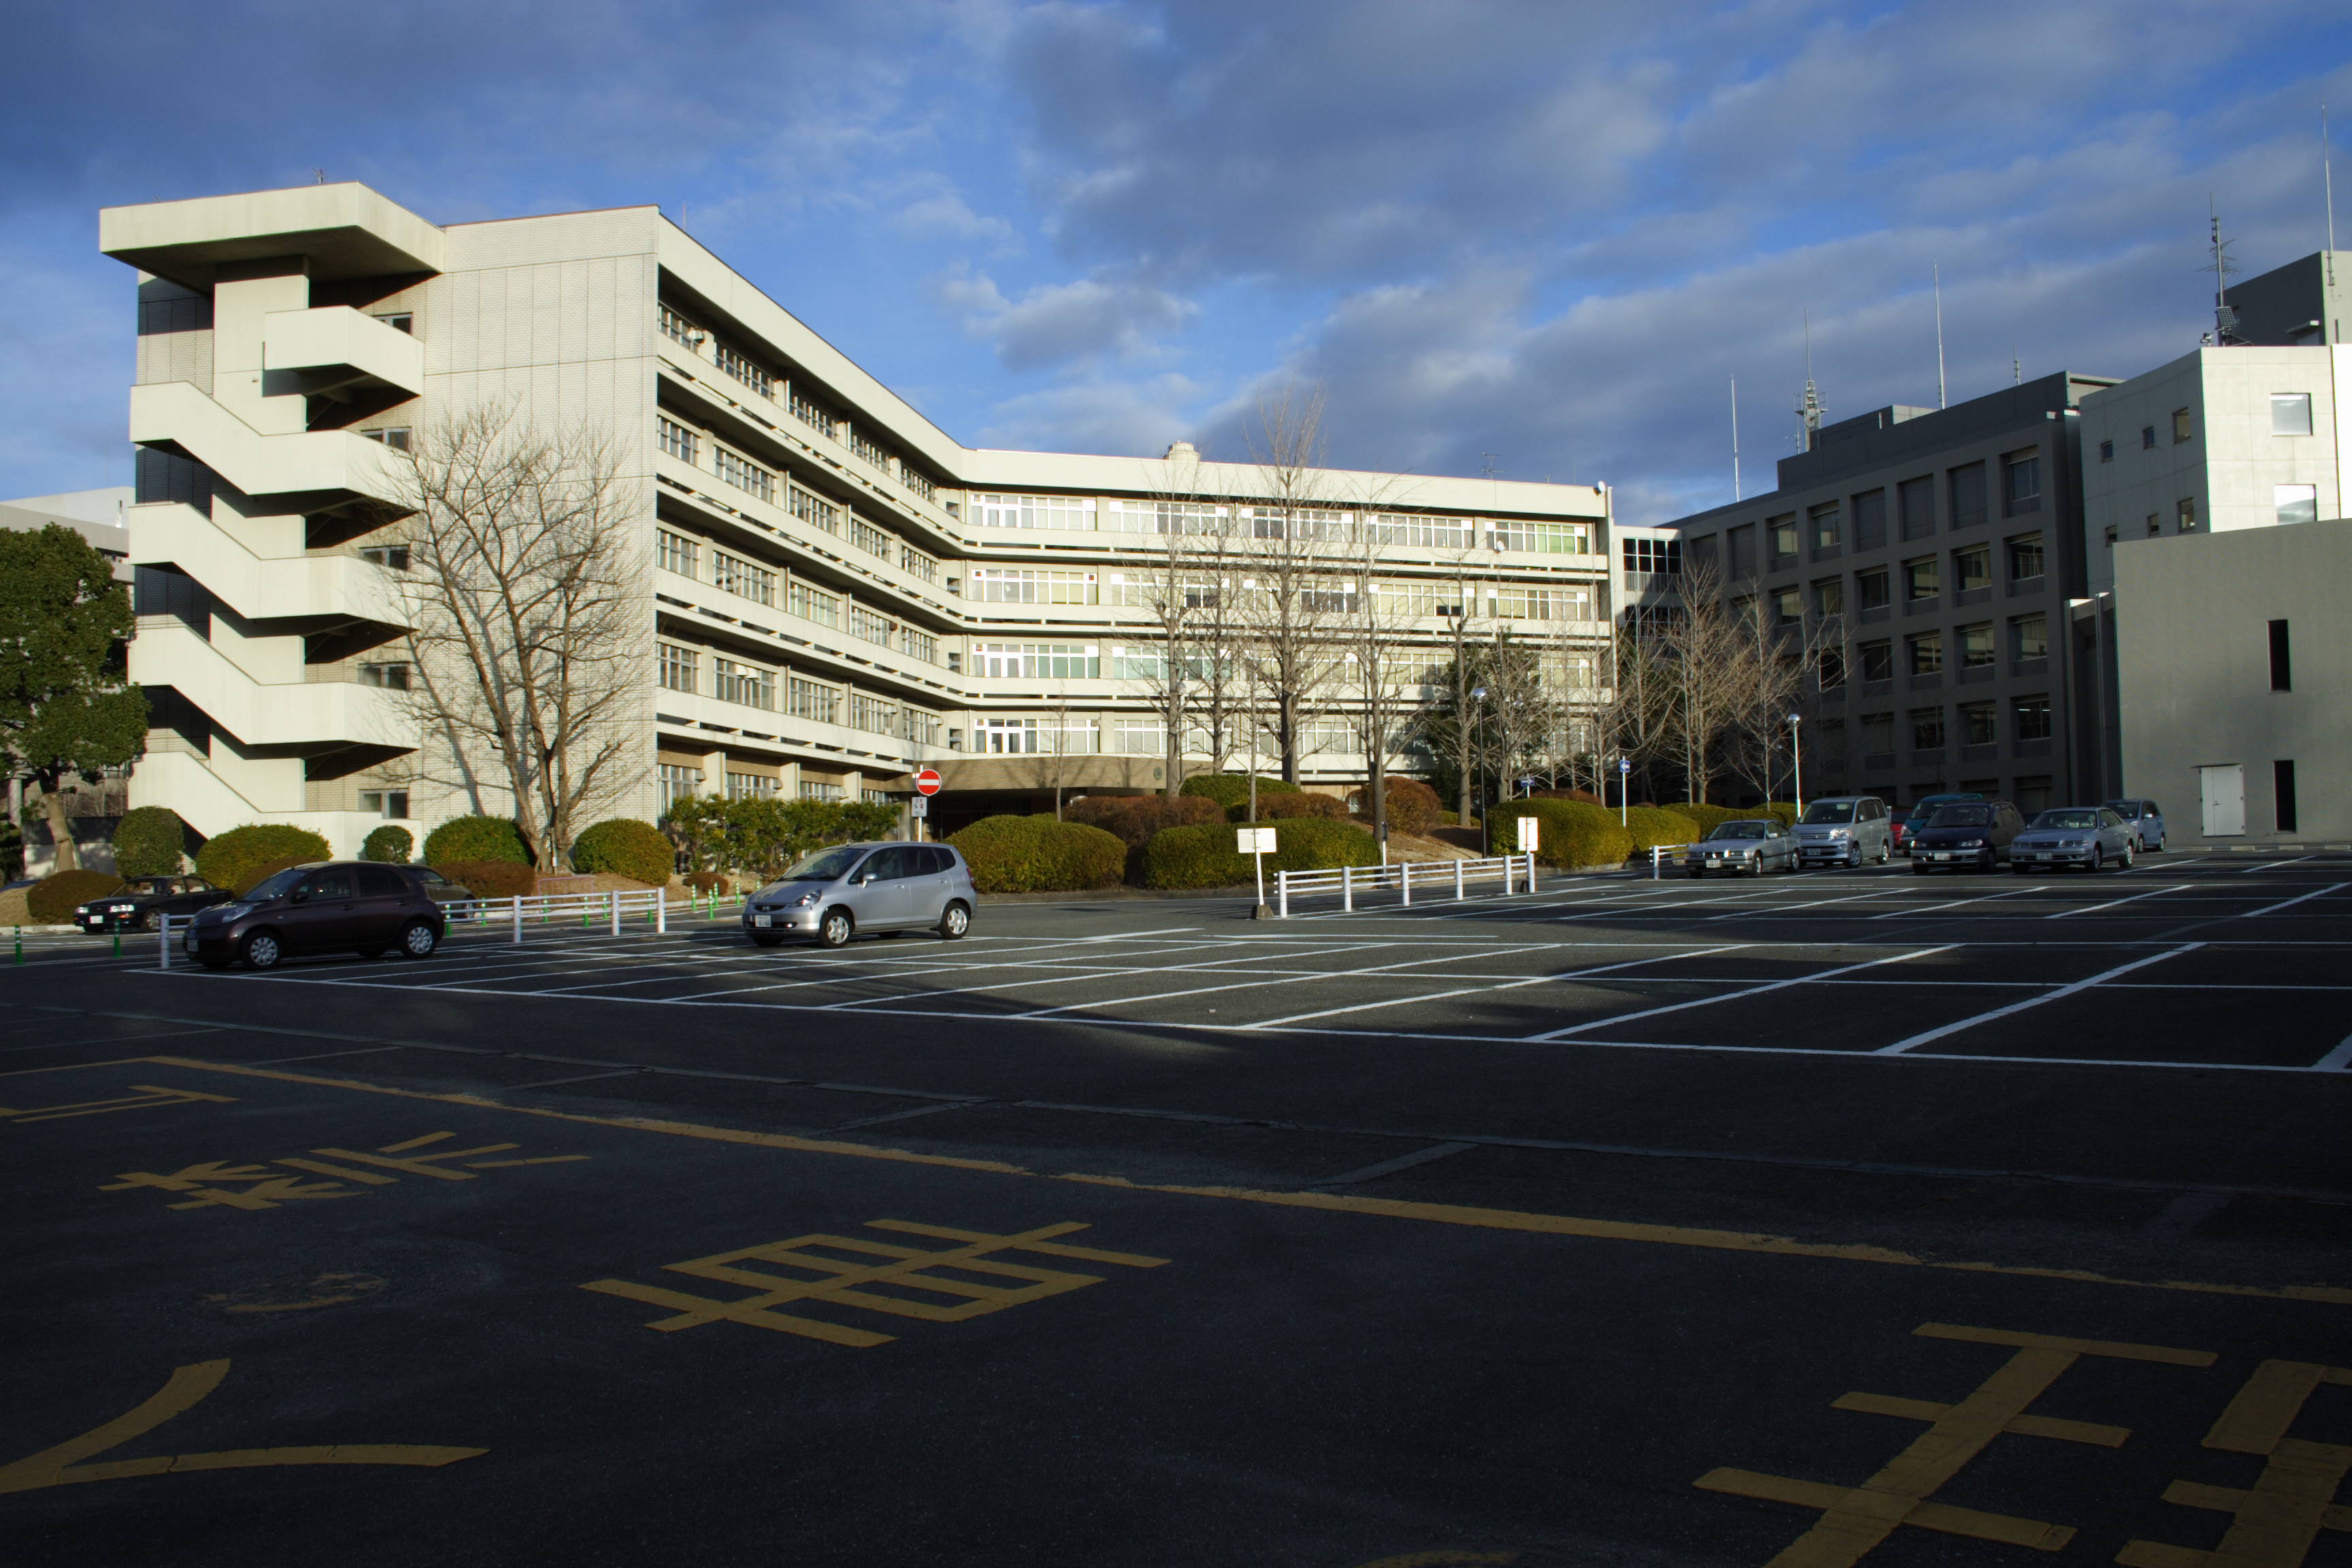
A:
[99, 1128, 590, 1213]
[125, 1056, 2352, 1307]
[582, 1219, 1169, 1346]
[2119, 1359, 2352, 1568]
[0, 1083, 234, 1122]
[1698, 1322, 2217, 1568]
[0, 1359, 482, 1494]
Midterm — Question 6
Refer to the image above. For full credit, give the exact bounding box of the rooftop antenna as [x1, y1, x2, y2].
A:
[2325, 105, 2337, 293]
[2209, 193, 2242, 344]
[313, 167, 327, 184]
[1730, 374, 1742, 501]
[1933, 263, 1947, 409]
[1794, 308, 1824, 451]
[2012, 346, 2021, 386]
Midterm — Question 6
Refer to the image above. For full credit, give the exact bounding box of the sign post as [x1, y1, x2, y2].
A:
[1616, 756, 1632, 826]
[912, 768, 942, 842]
[1516, 815, 1539, 853]
[1238, 826, 1276, 917]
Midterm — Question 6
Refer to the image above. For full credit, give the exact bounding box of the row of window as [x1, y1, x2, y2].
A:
[1696, 452, 2040, 580]
[1850, 695, 2054, 754]
[2102, 485, 2319, 545]
[659, 528, 945, 661]
[658, 642, 943, 741]
[967, 566, 1595, 619]
[2095, 395, 2314, 466]
[1827, 616, 2048, 685]
[658, 303, 938, 504]
[1755, 534, 2045, 628]
[656, 762, 879, 808]
[965, 494, 1592, 553]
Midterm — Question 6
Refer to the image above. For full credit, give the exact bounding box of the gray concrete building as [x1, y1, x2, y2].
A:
[1659, 373, 2116, 814]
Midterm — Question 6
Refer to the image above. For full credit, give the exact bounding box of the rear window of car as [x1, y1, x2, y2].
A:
[919, 847, 953, 875]
[357, 865, 406, 897]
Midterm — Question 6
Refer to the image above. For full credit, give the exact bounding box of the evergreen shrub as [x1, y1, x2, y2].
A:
[359, 825, 414, 864]
[1178, 774, 1299, 813]
[570, 819, 674, 885]
[30, 869, 125, 923]
[1669, 802, 1744, 838]
[423, 815, 531, 867]
[436, 860, 536, 899]
[1349, 777, 1442, 836]
[948, 815, 1126, 894]
[1064, 794, 1222, 848]
[1485, 800, 1634, 870]
[1256, 791, 1346, 821]
[1622, 805, 1704, 853]
[1142, 817, 1379, 889]
[195, 824, 332, 894]
[112, 806, 189, 877]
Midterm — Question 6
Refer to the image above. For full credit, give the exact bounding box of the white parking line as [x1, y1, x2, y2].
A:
[2246, 882, 2350, 917]
[2044, 884, 2192, 920]
[2314, 1034, 2352, 1071]
[1006, 941, 1575, 1019]
[1522, 946, 1957, 1042]
[817, 941, 1395, 1010]
[1874, 943, 2204, 1054]
[1871, 887, 2040, 921]
[1709, 890, 1893, 921]
[2240, 856, 2318, 872]
[1245, 945, 1754, 1029]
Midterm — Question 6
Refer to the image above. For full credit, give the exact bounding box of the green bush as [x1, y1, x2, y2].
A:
[423, 815, 532, 867]
[360, 825, 414, 864]
[1531, 787, 1605, 806]
[1349, 777, 1442, 836]
[682, 870, 732, 895]
[721, 798, 902, 880]
[1623, 805, 1703, 853]
[1256, 791, 1347, 821]
[195, 823, 333, 895]
[1761, 801, 1800, 828]
[1668, 802, 1744, 838]
[570, 818, 675, 885]
[1485, 800, 1635, 870]
[948, 815, 1126, 894]
[1142, 817, 1380, 889]
[1064, 794, 1222, 849]
[1179, 773, 1300, 813]
[434, 860, 536, 900]
[29, 868, 125, 923]
[112, 806, 188, 877]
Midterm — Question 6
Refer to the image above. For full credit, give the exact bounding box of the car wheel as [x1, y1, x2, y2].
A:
[396, 919, 439, 959]
[2087, 847, 2102, 874]
[2118, 844, 2134, 870]
[750, 933, 784, 948]
[131, 912, 154, 932]
[2153, 834, 2166, 852]
[819, 909, 853, 949]
[939, 901, 971, 940]
[1876, 843, 1891, 864]
[240, 930, 284, 970]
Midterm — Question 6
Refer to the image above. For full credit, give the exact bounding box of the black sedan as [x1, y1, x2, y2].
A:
[76, 876, 234, 933]
[1908, 800, 2026, 873]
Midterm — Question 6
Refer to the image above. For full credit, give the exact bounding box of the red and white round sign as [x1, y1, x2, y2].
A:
[913, 768, 943, 797]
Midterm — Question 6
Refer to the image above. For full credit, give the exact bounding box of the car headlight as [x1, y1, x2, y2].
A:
[1829, 828, 1850, 838]
[75, 905, 89, 915]
[1956, 840, 1984, 849]
[112, 903, 137, 912]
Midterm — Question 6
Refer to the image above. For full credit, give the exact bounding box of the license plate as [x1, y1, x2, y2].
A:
[753, 915, 772, 928]
[2031, 853, 2051, 861]
[1931, 852, 1951, 861]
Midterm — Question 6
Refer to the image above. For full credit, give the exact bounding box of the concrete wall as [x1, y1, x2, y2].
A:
[2114, 517, 2351, 846]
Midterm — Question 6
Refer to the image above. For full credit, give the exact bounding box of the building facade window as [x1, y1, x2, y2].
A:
[711, 552, 777, 607]
[847, 428, 892, 471]
[2141, 425, 2157, 450]
[713, 342, 773, 399]
[1771, 586, 1803, 625]
[1948, 461, 1988, 529]
[1622, 537, 1681, 576]
[2274, 484, 2319, 526]
[1767, 515, 1799, 562]
[1904, 556, 1940, 600]
[728, 772, 781, 800]
[713, 447, 774, 504]
[657, 417, 698, 464]
[657, 531, 700, 578]
[787, 487, 840, 534]
[1812, 578, 1844, 617]
[975, 643, 1099, 679]
[658, 304, 702, 350]
[2275, 760, 2298, 832]
[1959, 700, 1997, 745]
[2013, 694, 2053, 742]
[1367, 512, 1471, 549]
[796, 780, 845, 801]
[787, 677, 838, 725]
[1488, 586, 1593, 621]
[981, 717, 1039, 754]
[1959, 623, 1996, 668]
[2008, 534, 2044, 583]
[2268, 619, 2291, 691]
[1859, 640, 1893, 681]
[903, 627, 939, 666]
[849, 517, 894, 559]
[357, 662, 410, 690]
[2010, 614, 2048, 662]
[1857, 568, 1891, 610]
[1954, 545, 1991, 594]
[1808, 503, 1841, 555]
[2000, 449, 2041, 515]
[2177, 495, 2198, 530]
[713, 659, 774, 710]
[849, 605, 894, 648]
[2271, 393, 2315, 436]
[1910, 708, 1946, 749]
[787, 581, 838, 628]
[967, 568, 1098, 606]
[789, 388, 836, 437]
[2098, 439, 2114, 462]
[850, 691, 895, 734]
[658, 644, 699, 694]
[1907, 632, 1944, 676]
[359, 789, 410, 818]
[2172, 408, 2193, 442]
[1854, 488, 1889, 550]
[1897, 476, 1936, 540]
[1817, 646, 1846, 688]
[657, 764, 701, 809]
[359, 544, 409, 571]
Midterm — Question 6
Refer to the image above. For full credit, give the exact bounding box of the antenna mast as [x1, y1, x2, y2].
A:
[1730, 374, 1742, 500]
[2209, 195, 2242, 344]
[1795, 308, 1824, 451]
[1933, 263, 1947, 409]
[2326, 105, 2338, 293]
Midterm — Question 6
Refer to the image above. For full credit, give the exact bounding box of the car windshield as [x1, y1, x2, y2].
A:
[1925, 805, 1993, 828]
[1801, 802, 1857, 823]
[243, 868, 308, 901]
[1708, 821, 1771, 840]
[2034, 810, 2101, 830]
[2101, 800, 2144, 818]
[127, 879, 170, 896]
[782, 845, 871, 881]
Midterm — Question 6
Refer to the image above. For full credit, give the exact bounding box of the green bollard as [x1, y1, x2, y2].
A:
[113, 930, 121, 958]
[13, 926, 21, 964]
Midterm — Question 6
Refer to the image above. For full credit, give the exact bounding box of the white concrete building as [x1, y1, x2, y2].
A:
[101, 184, 1614, 855]
[2077, 251, 2351, 840]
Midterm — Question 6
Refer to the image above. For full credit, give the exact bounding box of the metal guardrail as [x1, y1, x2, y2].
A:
[1274, 853, 1537, 917]
[154, 887, 766, 967]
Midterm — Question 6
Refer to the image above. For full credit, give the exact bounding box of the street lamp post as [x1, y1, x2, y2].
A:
[1463, 684, 1488, 824]
[1786, 713, 1804, 817]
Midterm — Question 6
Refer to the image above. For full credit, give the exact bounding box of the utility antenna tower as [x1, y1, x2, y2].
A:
[2326, 105, 2338, 293]
[1794, 309, 1824, 451]
[2208, 195, 2243, 344]
[1730, 374, 1742, 501]
[1933, 263, 1947, 409]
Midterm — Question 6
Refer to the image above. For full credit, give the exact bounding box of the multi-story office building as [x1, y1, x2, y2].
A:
[1655, 374, 2114, 813]
[100, 184, 1613, 854]
[2076, 250, 2349, 841]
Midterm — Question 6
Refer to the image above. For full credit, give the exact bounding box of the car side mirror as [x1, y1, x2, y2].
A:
[289, 888, 309, 904]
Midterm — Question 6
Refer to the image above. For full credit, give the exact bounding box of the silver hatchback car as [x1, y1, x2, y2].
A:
[742, 841, 977, 948]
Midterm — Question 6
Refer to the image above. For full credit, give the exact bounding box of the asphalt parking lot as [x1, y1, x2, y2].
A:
[5, 851, 2349, 1567]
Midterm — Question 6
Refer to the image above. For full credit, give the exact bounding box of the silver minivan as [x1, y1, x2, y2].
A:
[742, 841, 977, 949]
[1793, 795, 1894, 867]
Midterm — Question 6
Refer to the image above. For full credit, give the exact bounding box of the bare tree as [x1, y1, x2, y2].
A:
[1335, 538, 1422, 848]
[1423, 532, 1490, 822]
[1124, 449, 1241, 796]
[1596, 613, 1678, 802]
[1658, 559, 1747, 806]
[1723, 589, 1821, 804]
[1234, 386, 1352, 783]
[388, 403, 643, 870]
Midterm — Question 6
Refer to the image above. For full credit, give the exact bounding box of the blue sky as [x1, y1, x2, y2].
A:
[3, 0, 2348, 521]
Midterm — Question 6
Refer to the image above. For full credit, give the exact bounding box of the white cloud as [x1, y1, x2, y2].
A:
[973, 373, 1204, 456]
[932, 265, 1195, 370]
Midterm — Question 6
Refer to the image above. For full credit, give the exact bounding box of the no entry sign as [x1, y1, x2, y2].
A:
[913, 768, 943, 796]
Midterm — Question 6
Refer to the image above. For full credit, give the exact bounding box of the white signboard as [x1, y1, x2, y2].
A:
[1236, 827, 1277, 855]
[1515, 815, 1539, 852]
[909, 798, 928, 818]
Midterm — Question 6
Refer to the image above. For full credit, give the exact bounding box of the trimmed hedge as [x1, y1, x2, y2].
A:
[30, 868, 125, 923]
[1255, 791, 1347, 821]
[1179, 773, 1299, 813]
[949, 815, 1126, 894]
[195, 824, 332, 896]
[682, 870, 732, 895]
[436, 860, 536, 899]
[112, 806, 189, 878]
[1667, 802, 1742, 838]
[1531, 787, 1605, 806]
[422, 815, 531, 867]
[1143, 817, 1380, 889]
[1624, 805, 1704, 853]
[708, 798, 901, 881]
[360, 825, 414, 864]
[1349, 777, 1442, 836]
[570, 818, 674, 886]
[1064, 794, 1222, 849]
[1485, 799, 1635, 870]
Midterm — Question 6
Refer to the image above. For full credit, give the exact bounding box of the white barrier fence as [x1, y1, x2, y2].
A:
[154, 888, 758, 967]
[1274, 853, 1537, 917]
